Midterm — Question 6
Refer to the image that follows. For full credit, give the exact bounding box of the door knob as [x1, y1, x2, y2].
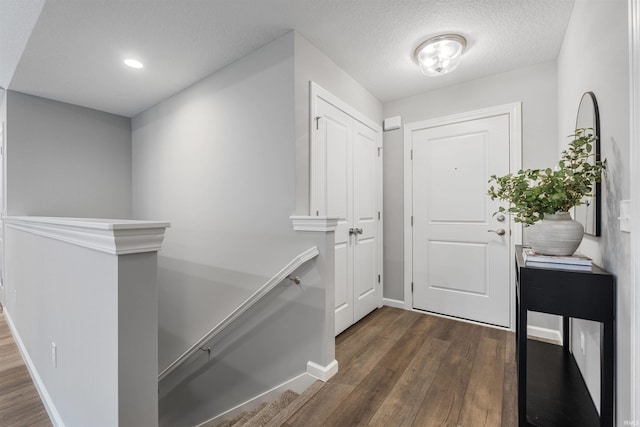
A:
[488, 228, 506, 236]
[357, 228, 363, 235]
[349, 228, 356, 235]
[496, 214, 506, 222]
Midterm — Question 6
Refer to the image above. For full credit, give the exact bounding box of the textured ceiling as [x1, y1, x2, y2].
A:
[6, 0, 575, 117]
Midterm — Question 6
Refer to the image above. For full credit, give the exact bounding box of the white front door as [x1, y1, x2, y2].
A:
[311, 85, 382, 336]
[409, 113, 512, 327]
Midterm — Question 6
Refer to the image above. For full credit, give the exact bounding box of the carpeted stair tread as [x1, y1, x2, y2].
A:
[231, 402, 268, 427]
[264, 381, 325, 427]
[212, 417, 240, 427]
[243, 390, 299, 427]
[208, 411, 246, 427]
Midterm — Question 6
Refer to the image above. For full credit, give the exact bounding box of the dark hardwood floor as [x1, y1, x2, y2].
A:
[0, 306, 516, 427]
[0, 309, 51, 427]
[282, 306, 517, 427]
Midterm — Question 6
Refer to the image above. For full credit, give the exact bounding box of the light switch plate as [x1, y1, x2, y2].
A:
[619, 200, 631, 233]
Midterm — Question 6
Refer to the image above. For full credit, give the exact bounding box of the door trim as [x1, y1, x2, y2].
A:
[403, 103, 522, 330]
[629, 0, 640, 420]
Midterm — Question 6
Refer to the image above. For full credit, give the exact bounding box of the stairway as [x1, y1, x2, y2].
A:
[206, 380, 324, 427]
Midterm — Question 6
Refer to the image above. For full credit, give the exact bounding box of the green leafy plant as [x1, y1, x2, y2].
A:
[488, 128, 606, 225]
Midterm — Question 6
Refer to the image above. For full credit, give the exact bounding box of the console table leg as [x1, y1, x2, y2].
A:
[601, 320, 614, 427]
[518, 308, 528, 426]
[563, 316, 570, 354]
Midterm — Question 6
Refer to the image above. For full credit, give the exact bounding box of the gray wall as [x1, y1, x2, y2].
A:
[133, 31, 301, 369]
[5, 91, 131, 217]
[293, 32, 383, 214]
[382, 61, 559, 304]
[132, 32, 335, 425]
[557, 0, 630, 418]
[3, 225, 161, 427]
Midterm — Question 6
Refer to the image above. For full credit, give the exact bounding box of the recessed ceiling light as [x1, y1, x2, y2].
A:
[124, 58, 144, 69]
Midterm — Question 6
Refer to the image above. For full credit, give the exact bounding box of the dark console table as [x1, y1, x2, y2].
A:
[515, 245, 615, 427]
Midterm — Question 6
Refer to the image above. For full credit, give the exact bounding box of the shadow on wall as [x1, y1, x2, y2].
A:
[157, 256, 270, 370]
[601, 135, 630, 266]
[157, 262, 324, 427]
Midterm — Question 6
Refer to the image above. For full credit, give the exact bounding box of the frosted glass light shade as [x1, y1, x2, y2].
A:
[414, 34, 467, 76]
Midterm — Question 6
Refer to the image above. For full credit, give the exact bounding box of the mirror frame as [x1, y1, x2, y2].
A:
[574, 91, 601, 236]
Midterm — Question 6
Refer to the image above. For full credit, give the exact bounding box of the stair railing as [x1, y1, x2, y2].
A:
[158, 246, 319, 382]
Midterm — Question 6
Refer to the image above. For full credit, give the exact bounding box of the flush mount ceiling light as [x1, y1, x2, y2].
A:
[124, 58, 144, 69]
[413, 34, 467, 76]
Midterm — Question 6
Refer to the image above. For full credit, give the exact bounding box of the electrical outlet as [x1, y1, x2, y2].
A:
[51, 342, 57, 368]
[580, 331, 586, 355]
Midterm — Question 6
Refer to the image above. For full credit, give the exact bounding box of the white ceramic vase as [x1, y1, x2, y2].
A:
[527, 212, 584, 256]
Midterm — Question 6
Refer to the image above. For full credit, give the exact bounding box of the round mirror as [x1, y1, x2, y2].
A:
[573, 91, 601, 236]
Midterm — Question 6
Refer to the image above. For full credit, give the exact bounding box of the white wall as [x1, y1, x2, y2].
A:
[382, 61, 559, 323]
[293, 32, 383, 214]
[5, 91, 131, 218]
[132, 32, 337, 424]
[557, 0, 630, 419]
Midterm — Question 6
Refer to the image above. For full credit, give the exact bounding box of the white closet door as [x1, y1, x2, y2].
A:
[311, 86, 382, 337]
[352, 121, 380, 323]
[315, 98, 354, 335]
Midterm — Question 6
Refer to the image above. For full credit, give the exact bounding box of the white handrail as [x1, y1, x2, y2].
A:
[158, 246, 320, 382]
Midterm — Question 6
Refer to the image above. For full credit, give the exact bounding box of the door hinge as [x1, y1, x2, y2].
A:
[378, 147, 382, 157]
[411, 282, 414, 293]
[316, 210, 319, 216]
[378, 211, 381, 220]
[315, 116, 321, 130]
[378, 274, 381, 284]
[410, 149, 413, 160]
[411, 216, 413, 226]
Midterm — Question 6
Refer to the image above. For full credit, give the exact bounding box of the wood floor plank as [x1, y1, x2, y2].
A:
[335, 307, 401, 364]
[331, 336, 397, 386]
[0, 382, 51, 426]
[411, 320, 482, 427]
[457, 337, 506, 427]
[378, 309, 423, 341]
[481, 325, 507, 341]
[335, 307, 394, 346]
[0, 314, 51, 427]
[501, 332, 518, 427]
[323, 367, 398, 426]
[368, 337, 451, 427]
[321, 314, 439, 426]
[0, 366, 40, 396]
[284, 310, 517, 427]
[282, 382, 355, 427]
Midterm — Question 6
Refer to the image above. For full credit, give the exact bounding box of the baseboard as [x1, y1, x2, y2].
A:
[527, 325, 563, 345]
[382, 298, 405, 309]
[4, 311, 64, 427]
[196, 371, 318, 427]
[306, 359, 338, 381]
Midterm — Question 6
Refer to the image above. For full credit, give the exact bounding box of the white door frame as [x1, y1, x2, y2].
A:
[629, 0, 640, 420]
[309, 82, 384, 313]
[403, 103, 522, 330]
